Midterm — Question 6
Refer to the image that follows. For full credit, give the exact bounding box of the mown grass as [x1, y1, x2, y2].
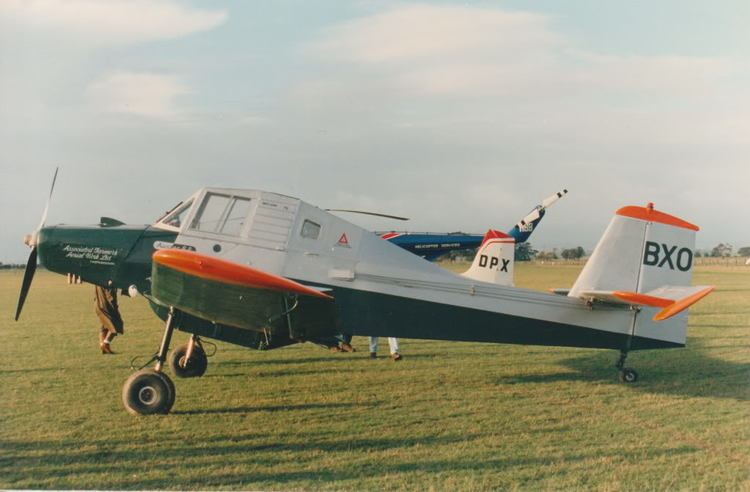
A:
[1, 264, 748, 490]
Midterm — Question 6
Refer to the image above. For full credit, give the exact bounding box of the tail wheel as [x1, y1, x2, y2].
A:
[169, 343, 208, 378]
[122, 369, 175, 415]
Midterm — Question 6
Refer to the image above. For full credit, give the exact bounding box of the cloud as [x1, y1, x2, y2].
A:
[300, 4, 747, 144]
[288, 3, 749, 247]
[309, 5, 558, 63]
[87, 72, 190, 119]
[0, 0, 227, 44]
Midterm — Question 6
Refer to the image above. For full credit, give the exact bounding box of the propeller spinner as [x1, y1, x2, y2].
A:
[15, 167, 59, 321]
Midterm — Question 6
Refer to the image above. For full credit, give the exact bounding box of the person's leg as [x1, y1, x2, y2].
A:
[340, 333, 356, 352]
[369, 337, 378, 358]
[387, 337, 399, 354]
[101, 330, 116, 354]
[388, 338, 402, 360]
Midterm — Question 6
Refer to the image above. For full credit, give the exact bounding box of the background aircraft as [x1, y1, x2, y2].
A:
[376, 189, 568, 260]
[15, 181, 712, 415]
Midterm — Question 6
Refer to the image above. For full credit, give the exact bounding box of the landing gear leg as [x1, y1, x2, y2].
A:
[615, 350, 638, 383]
[122, 308, 178, 415]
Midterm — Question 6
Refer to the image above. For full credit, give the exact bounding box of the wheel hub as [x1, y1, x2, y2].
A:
[138, 385, 157, 405]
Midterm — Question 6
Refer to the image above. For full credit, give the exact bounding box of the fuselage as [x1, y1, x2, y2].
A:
[36, 187, 686, 353]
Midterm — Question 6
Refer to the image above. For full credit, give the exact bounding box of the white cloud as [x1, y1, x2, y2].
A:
[0, 0, 227, 44]
[87, 72, 190, 119]
[290, 4, 749, 247]
[310, 4, 558, 63]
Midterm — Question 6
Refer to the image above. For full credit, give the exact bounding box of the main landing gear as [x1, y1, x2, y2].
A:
[615, 350, 639, 383]
[122, 308, 179, 415]
[169, 335, 208, 378]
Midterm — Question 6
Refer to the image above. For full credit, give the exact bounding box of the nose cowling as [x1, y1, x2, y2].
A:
[37, 224, 151, 288]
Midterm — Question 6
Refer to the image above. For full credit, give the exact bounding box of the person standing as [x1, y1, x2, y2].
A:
[95, 285, 124, 354]
[369, 337, 402, 361]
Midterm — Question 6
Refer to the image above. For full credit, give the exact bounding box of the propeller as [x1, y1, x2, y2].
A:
[325, 209, 410, 221]
[15, 167, 59, 321]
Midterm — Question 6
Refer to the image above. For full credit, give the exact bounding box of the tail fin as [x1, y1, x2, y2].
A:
[568, 203, 713, 323]
[508, 188, 567, 243]
[462, 230, 515, 286]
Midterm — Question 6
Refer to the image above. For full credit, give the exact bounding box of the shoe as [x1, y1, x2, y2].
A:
[100, 342, 114, 354]
[340, 342, 356, 353]
[391, 353, 402, 361]
[369, 352, 377, 359]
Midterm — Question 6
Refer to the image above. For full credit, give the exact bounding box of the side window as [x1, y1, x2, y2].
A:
[189, 193, 252, 236]
[301, 219, 321, 239]
[219, 197, 251, 236]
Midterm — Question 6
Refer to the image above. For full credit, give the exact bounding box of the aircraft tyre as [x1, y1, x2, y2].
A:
[169, 343, 208, 378]
[122, 369, 176, 415]
[618, 368, 639, 383]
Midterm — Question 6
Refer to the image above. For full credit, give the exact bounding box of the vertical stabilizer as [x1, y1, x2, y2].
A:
[568, 203, 698, 299]
[462, 230, 516, 286]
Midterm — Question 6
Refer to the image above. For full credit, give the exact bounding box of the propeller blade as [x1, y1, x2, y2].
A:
[15, 247, 38, 321]
[36, 166, 59, 232]
[325, 209, 410, 221]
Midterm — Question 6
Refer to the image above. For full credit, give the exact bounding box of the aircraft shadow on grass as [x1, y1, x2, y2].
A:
[171, 402, 358, 415]
[1, 433, 699, 488]
[497, 341, 749, 401]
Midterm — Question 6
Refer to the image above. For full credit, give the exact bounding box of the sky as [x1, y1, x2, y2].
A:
[1, 0, 748, 262]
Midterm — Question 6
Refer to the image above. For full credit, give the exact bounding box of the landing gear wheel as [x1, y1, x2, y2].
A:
[619, 368, 639, 383]
[122, 369, 176, 415]
[169, 343, 208, 378]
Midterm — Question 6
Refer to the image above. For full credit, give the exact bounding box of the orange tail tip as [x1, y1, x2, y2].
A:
[153, 249, 333, 300]
[653, 286, 714, 321]
[616, 204, 699, 231]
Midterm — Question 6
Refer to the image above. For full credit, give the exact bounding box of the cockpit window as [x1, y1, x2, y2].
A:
[301, 219, 321, 239]
[219, 197, 252, 236]
[161, 199, 193, 229]
[190, 192, 252, 237]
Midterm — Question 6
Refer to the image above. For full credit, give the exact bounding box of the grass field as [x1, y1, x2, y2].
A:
[1, 264, 748, 490]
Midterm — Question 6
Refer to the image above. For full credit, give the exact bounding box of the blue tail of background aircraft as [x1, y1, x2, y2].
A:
[381, 189, 568, 260]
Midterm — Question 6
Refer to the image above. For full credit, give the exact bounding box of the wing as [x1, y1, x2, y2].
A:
[150, 249, 332, 332]
[576, 285, 714, 321]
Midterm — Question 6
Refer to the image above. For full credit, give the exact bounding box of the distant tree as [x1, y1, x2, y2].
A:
[536, 250, 558, 261]
[515, 243, 537, 262]
[561, 247, 585, 260]
[738, 246, 750, 257]
[694, 250, 703, 258]
[711, 243, 733, 257]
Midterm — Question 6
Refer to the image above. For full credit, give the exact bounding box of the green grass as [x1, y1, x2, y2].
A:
[1, 264, 748, 490]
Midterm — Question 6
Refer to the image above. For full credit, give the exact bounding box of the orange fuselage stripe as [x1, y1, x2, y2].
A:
[152, 249, 333, 300]
[616, 205, 699, 231]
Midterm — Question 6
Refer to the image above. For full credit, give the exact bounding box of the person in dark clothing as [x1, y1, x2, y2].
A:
[95, 285, 124, 354]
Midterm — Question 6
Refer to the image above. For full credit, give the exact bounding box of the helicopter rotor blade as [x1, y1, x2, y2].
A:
[325, 209, 410, 221]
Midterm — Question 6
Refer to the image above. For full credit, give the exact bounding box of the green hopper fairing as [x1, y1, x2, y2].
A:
[151, 261, 337, 342]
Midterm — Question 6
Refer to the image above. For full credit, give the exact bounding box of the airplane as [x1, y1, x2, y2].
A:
[376, 189, 568, 260]
[15, 178, 714, 415]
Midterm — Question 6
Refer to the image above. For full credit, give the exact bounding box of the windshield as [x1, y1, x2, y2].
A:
[158, 199, 194, 230]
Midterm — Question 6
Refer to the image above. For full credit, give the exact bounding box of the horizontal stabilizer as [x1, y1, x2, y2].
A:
[577, 285, 714, 321]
